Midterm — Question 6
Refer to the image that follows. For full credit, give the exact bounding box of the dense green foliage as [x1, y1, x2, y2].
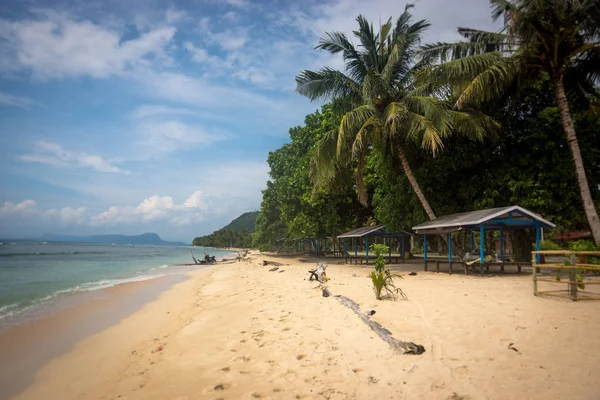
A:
[419, 0, 600, 243]
[220, 211, 260, 233]
[192, 212, 259, 248]
[296, 8, 492, 221]
[253, 105, 370, 250]
[251, 7, 599, 255]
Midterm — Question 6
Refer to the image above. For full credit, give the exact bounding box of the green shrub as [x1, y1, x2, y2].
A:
[540, 240, 564, 251]
[369, 244, 406, 300]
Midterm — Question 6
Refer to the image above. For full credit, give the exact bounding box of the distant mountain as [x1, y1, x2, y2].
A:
[220, 211, 260, 233]
[39, 233, 188, 246]
[192, 211, 260, 248]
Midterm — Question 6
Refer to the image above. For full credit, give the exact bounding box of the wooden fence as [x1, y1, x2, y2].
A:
[532, 250, 600, 301]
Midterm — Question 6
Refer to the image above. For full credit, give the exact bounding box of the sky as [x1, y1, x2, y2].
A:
[0, 0, 498, 242]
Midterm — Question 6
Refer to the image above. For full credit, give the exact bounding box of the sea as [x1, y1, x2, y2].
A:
[0, 240, 235, 329]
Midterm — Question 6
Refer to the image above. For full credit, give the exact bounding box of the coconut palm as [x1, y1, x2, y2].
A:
[419, 0, 600, 244]
[296, 6, 492, 220]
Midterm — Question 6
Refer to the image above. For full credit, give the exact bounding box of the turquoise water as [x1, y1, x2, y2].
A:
[0, 241, 234, 326]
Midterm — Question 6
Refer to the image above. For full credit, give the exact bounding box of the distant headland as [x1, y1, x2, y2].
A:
[37, 233, 188, 246]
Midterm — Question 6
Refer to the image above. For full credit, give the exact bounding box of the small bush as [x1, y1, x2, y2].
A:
[370, 244, 406, 300]
[539, 240, 564, 251]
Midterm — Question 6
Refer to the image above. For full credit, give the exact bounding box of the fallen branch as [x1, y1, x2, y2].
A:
[190, 250, 200, 265]
[334, 295, 425, 355]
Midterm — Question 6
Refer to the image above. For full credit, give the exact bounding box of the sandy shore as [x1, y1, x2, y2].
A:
[12, 253, 600, 400]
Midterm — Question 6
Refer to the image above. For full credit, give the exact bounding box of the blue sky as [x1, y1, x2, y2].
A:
[0, 0, 497, 242]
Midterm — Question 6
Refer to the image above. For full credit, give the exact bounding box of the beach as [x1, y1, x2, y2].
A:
[6, 252, 600, 400]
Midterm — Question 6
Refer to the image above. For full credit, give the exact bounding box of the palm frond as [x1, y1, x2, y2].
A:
[404, 111, 445, 154]
[451, 57, 520, 108]
[403, 96, 452, 138]
[448, 110, 500, 141]
[419, 42, 490, 63]
[457, 27, 510, 45]
[296, 68, 361, 101]
[316, 31, 367, 81]
[338, 105, 376, 156]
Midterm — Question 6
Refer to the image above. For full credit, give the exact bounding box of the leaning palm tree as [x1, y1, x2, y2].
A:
[419, 0, 600, 244]
[296, 6, 491, 220]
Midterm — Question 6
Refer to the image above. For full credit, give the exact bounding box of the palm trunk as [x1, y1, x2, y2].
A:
[552, 74, 600, 245]
[397, 143, 437, 220]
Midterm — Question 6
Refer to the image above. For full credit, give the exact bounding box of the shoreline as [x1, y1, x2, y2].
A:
[8, 253, 600, 399]
[0, 273, 189, 400]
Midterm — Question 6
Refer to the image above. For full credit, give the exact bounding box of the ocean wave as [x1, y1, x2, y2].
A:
[0, 274, 165, 322]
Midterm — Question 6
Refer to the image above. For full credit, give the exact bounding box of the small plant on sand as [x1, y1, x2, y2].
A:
[370, 244, 406, 300]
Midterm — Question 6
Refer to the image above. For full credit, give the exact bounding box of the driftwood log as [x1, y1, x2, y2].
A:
[334, 295, 425, 355]
[308, 263, 328, 283]
[189, 250, 216, 265]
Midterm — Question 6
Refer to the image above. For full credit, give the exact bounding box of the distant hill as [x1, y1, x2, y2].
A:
[192, 211, 260, 248]
[220, 211, 260, 233]
[39, 233, 188, 246]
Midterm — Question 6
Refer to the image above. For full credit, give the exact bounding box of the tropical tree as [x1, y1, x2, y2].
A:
[419, 0, 600, 244]
[295, 6, 492, 220]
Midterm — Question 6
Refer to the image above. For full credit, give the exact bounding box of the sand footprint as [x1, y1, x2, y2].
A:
[452, 365, 469, 379]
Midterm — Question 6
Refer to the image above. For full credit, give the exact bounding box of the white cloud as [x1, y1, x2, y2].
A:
[0, 90, 37, 108]
[130, 105, 198, 119]
[44, 206, 87, 225]
[165, 8, 187, 24]
[285, 0, 500, 44]
[0, 200, 37, 214]
[91, 191, 225, 226]
[137, 70, 282, 110]
[222, 11, 238, 22]
[0, 200, 87, 226]
[225, 0, 247, 7]
[137, 120, 228, 154]
[0, 11, 176, 79]
[210, 29, 248, 51]
[20, 141, 126, 173]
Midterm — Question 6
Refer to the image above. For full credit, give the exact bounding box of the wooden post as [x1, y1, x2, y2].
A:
[388, 237, 392, 264]
[569, 254, 578, 301]
[354, 237, 357, 257]
[532, 251, 538, 296]
[424, 235, 428, 271]
[479, 224, 485, 276]
[535, 223, 541, 264]
[448, 232, 453, 275]
[365, 236, 369, 265]
[401, 233, 405, 259]
[436, 261, 440, 272]
[500, 229, 504, 262]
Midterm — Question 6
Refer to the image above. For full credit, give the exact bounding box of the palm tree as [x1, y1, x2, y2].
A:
[296, 6, 491, 220]
[419, 0, 600, 244]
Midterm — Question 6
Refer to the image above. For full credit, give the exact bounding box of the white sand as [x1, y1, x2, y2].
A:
[15, 253, 600, 399]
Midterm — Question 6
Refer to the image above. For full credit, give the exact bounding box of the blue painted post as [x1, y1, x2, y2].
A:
[470, 230, 475, 251]
[401, 233, 405, 258]
[535, 222, 541, 264]
[448, 233, 453, 261]
[365, 236, 369, 264]
[479, 224, 485, 276]
[423, 234, 428, 271]
[344, 239, 347, 255]
[500, 229, 504, 261]
[354, 238, 357, 257]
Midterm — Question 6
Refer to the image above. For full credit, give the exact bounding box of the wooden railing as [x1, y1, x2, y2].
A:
[532, 250, 600, 301]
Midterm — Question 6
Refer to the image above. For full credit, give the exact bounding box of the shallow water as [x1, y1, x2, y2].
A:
[0, 240, 234, 327]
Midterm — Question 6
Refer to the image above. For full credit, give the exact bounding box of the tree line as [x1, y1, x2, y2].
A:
[254, 1, 600, 251]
